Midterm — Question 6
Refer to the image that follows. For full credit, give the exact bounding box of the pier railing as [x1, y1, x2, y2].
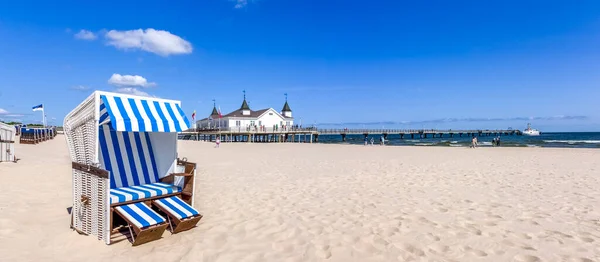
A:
[317, 129, 518, 135]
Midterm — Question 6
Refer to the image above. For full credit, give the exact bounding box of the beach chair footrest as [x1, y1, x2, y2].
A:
[153, 196, 202, 233]
[114, 202, 168, 246]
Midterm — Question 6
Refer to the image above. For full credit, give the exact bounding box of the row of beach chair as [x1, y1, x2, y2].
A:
[19, 127, 56, 144]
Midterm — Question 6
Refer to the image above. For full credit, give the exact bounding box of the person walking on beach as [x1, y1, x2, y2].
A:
[364, 136, 368, 146]
[471, 136, 478, 148]
[380, 136, 385, 146]
[370, 137, 374, 145]
[215, 136, 221, 148]
[496, 136, 500, 146]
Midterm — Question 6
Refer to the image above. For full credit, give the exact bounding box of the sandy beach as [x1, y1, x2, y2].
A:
[0, 136, 599, 262]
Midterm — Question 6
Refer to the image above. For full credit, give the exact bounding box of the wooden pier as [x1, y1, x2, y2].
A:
[179, 128, 521, 143]
[318, 128, 521, 142]
[179, 128, 318, 143]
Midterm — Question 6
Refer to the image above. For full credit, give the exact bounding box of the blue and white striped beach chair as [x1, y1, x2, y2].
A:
[65, 91, 198, 245]
[114, 202, 169, 246]
[153, 196, 202, 233]
[98, 124, 183, 205]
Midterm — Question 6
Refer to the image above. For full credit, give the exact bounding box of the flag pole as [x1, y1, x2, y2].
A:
[42, 105, 46, 127]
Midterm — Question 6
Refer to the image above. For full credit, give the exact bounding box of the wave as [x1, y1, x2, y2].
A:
[543, 140, 600, 144]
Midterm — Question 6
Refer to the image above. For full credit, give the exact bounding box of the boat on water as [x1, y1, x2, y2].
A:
[522, 123, 541, 136]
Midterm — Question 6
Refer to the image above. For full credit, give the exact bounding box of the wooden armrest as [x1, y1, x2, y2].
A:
[170, 172, 194, 177]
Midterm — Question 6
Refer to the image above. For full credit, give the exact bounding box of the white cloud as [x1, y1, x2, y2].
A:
[74, 29, 97, 40]
[115, 87, 152, 97]
[234, 0, 248, 8]
[0, 109, 24, 118]
[108, 74, 156, 88]
[71, 85, 90, 91]
[104, 29, 192, 56]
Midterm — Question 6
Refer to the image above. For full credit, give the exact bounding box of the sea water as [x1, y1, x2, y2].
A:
[317, 132, 600, 148]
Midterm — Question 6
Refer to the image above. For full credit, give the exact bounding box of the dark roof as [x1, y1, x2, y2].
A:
[198, 107, 293, 121]
[282, 101, 292, 112]
[240, 99, 250, 110]
[210, 106, 219, 116]
[222, 108, 269, 118]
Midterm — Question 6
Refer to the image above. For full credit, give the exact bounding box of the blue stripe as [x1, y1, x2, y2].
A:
[170, 196, 199, 216]
[121, 133, 141, 186]
[128, 98, 146, 132]
[150, 184, 175, 194]
[99, 103, 105, 111]
[110, 130, 129, 187]
[110, 190, 128, 203]
[135, 184, 164, 195]
[141, 100, 159, 132]
[111, 188, 136, 199]
[159, 198, 189, 219]
[100, 95, 119, 131]
[120, 187, 151, 199]
[175, 104, 191, 130]
[99, 126, 116, 189]
[134, 133, 152, 184]
[120, 204, 151, 228]
[113, 97, 133, 131]
[135, 202, 165, 224]
[153, 101, 171, 132]
[164, 102, 182, 132]
[144, 132, 160, 182]
[99, 113, 109, 123]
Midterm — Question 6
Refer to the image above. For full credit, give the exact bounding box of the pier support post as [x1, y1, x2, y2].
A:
[314, 134, 319, 143]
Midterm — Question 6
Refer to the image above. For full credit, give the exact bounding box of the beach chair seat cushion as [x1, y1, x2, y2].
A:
[110, 182, 181, 204]
[154, 196, 200, 220]
[115, 202, 166, 229]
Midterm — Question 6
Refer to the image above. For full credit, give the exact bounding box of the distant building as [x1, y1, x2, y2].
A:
[197, 93, 294, 131]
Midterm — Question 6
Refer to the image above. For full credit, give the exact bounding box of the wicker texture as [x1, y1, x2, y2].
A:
[64, 93, 109, 242]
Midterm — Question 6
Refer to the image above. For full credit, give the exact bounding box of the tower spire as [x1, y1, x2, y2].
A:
[210, 99, 219, 116]
[281, 93, 292, 117]
[240, 90, 250, 111]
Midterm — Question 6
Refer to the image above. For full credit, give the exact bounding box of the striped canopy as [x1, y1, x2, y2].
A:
[99, 94, 191, 132]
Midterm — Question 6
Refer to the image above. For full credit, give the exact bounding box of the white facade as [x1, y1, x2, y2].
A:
[198, 108, 294, 131]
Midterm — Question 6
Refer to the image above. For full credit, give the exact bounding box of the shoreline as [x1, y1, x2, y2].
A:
[181, 139, 600, 149]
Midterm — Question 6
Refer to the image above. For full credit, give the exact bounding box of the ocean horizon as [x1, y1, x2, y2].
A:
[316, 132, 600, 148]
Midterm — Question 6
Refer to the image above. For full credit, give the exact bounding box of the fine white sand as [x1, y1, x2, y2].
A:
[1, 136, 599, 262]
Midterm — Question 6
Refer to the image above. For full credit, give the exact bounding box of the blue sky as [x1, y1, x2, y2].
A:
[1, 1, 599, 131]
